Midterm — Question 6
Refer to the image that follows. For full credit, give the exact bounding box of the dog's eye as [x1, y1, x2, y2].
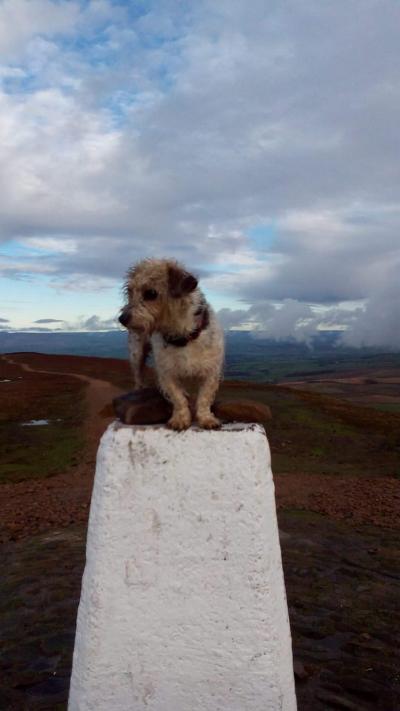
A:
[143, 288, 158, 301]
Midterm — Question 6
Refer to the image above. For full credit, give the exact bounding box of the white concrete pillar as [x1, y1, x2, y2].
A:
[69, 423, 297, 711]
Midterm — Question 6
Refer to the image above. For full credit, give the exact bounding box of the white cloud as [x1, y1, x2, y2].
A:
[65, 313, 118, 331]
[0, 258, 56, 277]
[21, 237, 78, 253]
[0, 0, 80, 59]
[49, 274, 117, 292]
[218, 300, 318, 343]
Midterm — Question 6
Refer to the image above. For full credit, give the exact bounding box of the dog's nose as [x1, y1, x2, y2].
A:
[118, 309, 131, 327]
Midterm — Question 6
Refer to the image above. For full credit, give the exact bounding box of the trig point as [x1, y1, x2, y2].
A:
[69, 422, 297, 710]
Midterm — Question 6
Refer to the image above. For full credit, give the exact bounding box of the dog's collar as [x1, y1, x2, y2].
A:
[162, 307, 209, 348]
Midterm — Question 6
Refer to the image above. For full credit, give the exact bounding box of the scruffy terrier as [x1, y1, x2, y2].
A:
[119, 258, 224, 430]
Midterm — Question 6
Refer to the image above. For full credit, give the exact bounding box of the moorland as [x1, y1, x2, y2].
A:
[0, 346, 399, 710]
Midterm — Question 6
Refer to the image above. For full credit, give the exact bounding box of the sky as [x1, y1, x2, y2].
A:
[0, 0, 399, 347]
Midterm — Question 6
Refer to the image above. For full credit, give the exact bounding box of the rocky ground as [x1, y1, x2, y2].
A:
[1, 353, 400, 709]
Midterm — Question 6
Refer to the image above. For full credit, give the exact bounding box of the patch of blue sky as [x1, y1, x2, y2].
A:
[200, 263, 255, 276]
[113, 0, 151, 22]
[61, 31, 119, 68]
[203, 288, 248, 312]
[64, 6, 183, 59]
[247, 223, 277, 252]
[1, 71, 37, 96]
[101, 65, 175, 126]
[0, 275, 122, 328]
[101, 92, 134, 128]
[201, 264, 231, 274]
[0, 240, 55, 258]
[150, 61, 177, 92]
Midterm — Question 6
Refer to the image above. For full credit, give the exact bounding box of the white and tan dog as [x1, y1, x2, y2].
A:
[119, 258, 224, 430]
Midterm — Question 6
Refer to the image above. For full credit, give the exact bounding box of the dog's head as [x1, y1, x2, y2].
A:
[119, 259, 198, 334]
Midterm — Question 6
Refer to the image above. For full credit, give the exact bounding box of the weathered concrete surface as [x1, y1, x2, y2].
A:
[68, 423, 296, 710]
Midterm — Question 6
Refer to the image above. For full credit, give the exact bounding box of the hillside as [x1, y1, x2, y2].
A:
[1, 352, 399, 710]
[1, 352, 399, 538]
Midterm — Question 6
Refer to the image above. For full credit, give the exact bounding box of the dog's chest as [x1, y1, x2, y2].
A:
[151, 331, 216, 378]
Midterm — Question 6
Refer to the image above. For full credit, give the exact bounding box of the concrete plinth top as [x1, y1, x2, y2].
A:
[69, 422, 297, 711]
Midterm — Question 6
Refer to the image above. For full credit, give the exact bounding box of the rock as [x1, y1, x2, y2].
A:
[113, 388, 172, 424]
[113, 389, 272, 426]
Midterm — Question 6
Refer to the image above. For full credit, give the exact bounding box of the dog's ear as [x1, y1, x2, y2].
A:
[168, 264, 198, 298]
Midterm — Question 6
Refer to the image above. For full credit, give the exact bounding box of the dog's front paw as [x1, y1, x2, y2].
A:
[167, 411, 191, 431]
[197, 413, 221, 430]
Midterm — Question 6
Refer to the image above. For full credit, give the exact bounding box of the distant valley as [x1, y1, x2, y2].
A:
[1, 328, 400, 382]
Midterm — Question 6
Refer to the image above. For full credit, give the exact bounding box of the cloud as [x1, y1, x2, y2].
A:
[34, 318, 65, 323]
[0, 0, 80, 59]
[218, 300, 322, 343]
[21, 237, 78, 253]
[14, 326, 63, 332]
[0, 1, 399, 346]
[49, 273, 117, 292]
[1, 314, 119, 333]
[341, 281, 400, 349]
[0, 317, 10, 322]
[78, 314, 118, 331]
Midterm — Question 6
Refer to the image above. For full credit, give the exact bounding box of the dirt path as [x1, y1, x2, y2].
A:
[0, 357, 123, 542]
[2, 355, 122, 443]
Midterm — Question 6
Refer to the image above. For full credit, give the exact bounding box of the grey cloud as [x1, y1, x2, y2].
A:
[341, 281, 400, 349]
[218, 300, 318, 343]
[0, 318, 10, 322]
[34, 318, 65, 323]
[217, 308, 253, 330]
[78, 315, 119, 332]
[16, 326, 61, 332]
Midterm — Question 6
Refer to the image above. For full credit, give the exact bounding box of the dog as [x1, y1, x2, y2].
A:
[119, 258, 224, 430]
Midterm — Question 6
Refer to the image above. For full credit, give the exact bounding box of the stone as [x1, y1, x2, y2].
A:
[69, 423, 296, 711]
[113, 388, 172, 424]
[113, 389, 272, 426]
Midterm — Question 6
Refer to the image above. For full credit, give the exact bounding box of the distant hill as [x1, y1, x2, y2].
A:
[1, 329, 400, 382]
[0, 330, 128, 359]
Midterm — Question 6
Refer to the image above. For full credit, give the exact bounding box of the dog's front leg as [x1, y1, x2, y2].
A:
[128, 330, 150, 390]
[195, 373, 221, 429]
[158, 374, 191, 430]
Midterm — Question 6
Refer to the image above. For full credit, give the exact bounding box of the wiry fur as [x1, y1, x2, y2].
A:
[120, 258, 224, 430]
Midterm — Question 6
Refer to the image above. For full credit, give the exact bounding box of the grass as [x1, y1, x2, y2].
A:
[0, 422, 85, 484]
[372, 403, 400, 413]
[219, 381, 400, 477]
[0, 359, 86, 484]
